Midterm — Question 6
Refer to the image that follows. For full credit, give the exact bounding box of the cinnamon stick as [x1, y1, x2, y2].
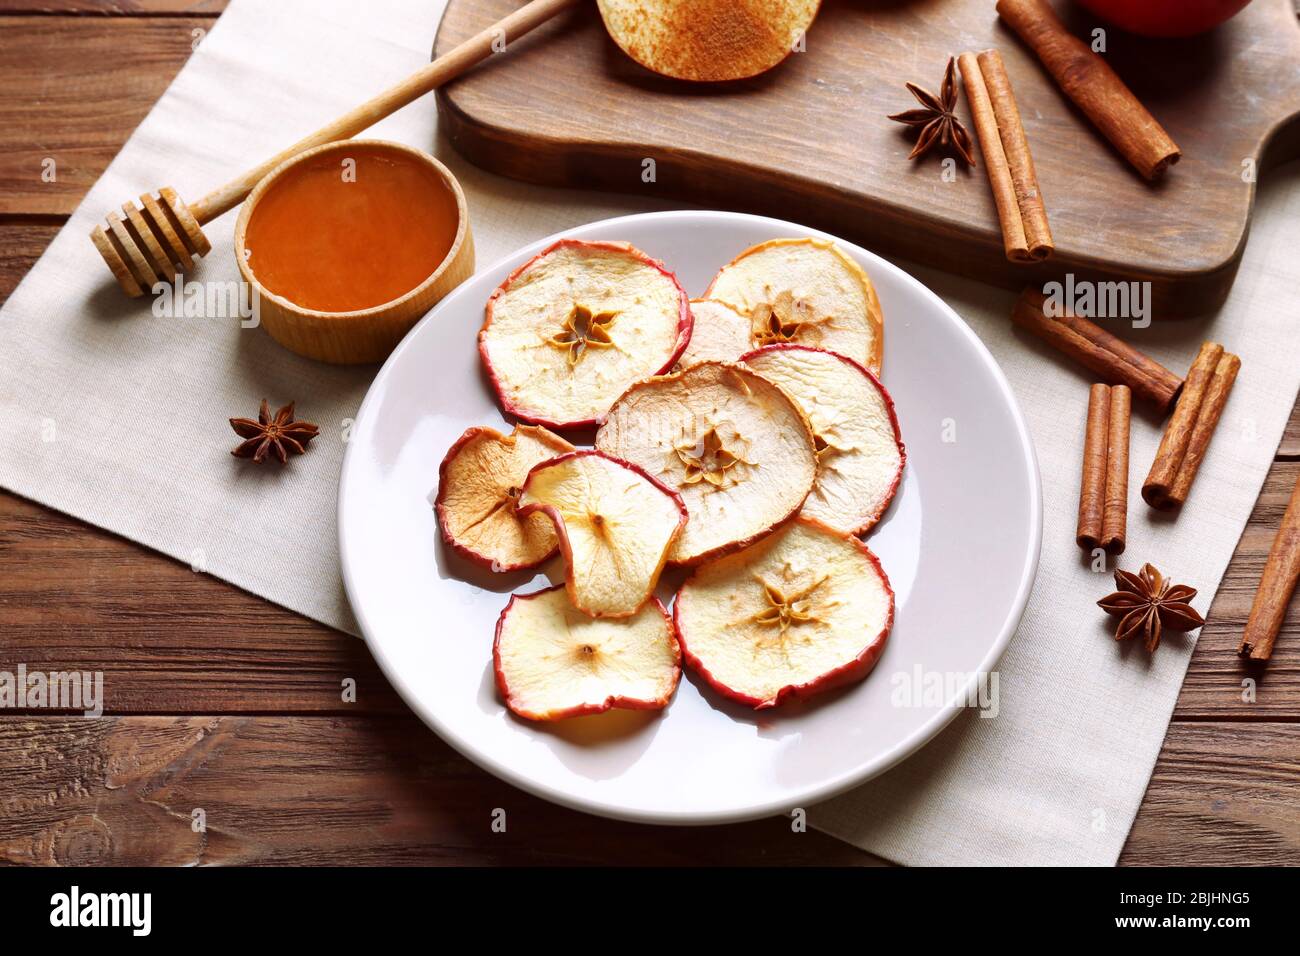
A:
[957, 52, 1026, 259]
[1142, 342, 1235, 510]
[1166, 352, 1240, 506]
[996, 0, 1180, 180]
[1101, 384, 1130, 554]
[1077, 383, 1110, 550]
[958, 50, 1053, 262]
[1010, 288, 1183, 413]
[1076, 382, 1130, 553]
[1239, 476, 1300, 662]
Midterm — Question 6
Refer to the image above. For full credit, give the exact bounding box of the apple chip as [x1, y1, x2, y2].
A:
[595, 361, 817, 565]
[742, 345, 905, 534]
[596, 0, 822, 83]
[677, 299, 751, 368]
[479, 239, 691, 429]
[673, 517, 894, 709]
[494, 585, 681, 721]
[517, 451, 687, 618]
[434, 424, 575, 572]
[705, 237, 884, 374]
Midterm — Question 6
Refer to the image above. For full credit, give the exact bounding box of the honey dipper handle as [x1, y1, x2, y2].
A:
[187, 0, 582, 224]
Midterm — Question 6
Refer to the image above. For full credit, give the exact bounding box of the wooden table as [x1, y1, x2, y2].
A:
[0, 1, 1296, 867]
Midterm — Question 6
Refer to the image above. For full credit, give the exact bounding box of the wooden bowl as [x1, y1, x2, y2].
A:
[234, 139, 474, 364]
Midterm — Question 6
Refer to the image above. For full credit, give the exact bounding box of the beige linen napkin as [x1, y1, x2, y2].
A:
[0, 0, 1295, 865]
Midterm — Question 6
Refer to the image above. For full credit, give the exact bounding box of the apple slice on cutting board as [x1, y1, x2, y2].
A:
[434, 423, 575, 572]
[517, 450, 687, 618]
[673, 517, 894, 709]
[705, 237, 884, 374]
[742, 344, 905, 535]
[595, 0, 823, 83]
[479, 239, 691, 430]
[494, 585, 681, 721]
[596, 361, 818, 566]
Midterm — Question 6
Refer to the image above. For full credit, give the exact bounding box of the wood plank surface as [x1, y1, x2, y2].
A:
[1, 4, 1298, 868]
[0, 716, 875, 866]
[436, 0, 1300, 317]
[0, 15, 214, 214]
[0, 0, 225, 13]
[0, 714, 1290, 866]
[1120, 721, 1300, 866]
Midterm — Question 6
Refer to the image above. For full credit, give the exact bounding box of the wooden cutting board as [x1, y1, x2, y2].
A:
[433, 0, 1300, 318]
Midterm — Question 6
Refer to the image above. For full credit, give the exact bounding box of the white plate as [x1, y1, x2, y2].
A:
[339, 210, 1041, 825]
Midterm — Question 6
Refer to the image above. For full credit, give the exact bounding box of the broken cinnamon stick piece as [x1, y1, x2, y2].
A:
[1239, 476, 1300, 662]
[1101, 384, 1130, 554]
[1077, 383, 1110, 550]
[996, 0, 1181, 180]
[1142, 342, 1229, 509]
[1010, 288, 1183, 413]
[958, 50, 1053, 261]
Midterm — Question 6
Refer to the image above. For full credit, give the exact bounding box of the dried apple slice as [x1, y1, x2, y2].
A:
[677, 299, 751, 368]
[517, 451, 687, 618]
[596, 0, 822, 83]
[595, 361, 817, 565]
[435, 424, 575, 571]
[742, 345, 905, 535]
[479, 239, 691, 430]
[673, 517, 894, 709]
[705, 237, 884, 374]
[494, 585, 681, 721]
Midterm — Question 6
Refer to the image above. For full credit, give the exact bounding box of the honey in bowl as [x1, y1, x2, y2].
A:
[243, 142, 460, 313]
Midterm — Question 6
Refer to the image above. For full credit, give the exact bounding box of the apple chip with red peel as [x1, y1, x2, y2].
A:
[596, 0, 822, 83]
[517, 451, 687, 618]
[677, 299, 751, 369]
[435, 424, 575, 571]
[742, 345, 905, 535]
[705, 238, 885, 374]
[673, 517, 894, 709]
[595, 361, 817, 566]
[479, 239, 691, 430]
[494, 585, 681, 721]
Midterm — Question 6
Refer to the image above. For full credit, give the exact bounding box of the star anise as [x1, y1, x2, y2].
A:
[230, 399, 319, 464]
[546, 304, 617, 367]
[1097, 563, 1205, 653]
[887, 56, 975, 166]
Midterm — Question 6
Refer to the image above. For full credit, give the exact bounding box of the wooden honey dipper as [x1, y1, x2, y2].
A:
[91, 0, 581, 297]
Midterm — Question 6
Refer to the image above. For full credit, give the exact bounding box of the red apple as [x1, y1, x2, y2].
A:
[1074, 0, 1252, 38]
